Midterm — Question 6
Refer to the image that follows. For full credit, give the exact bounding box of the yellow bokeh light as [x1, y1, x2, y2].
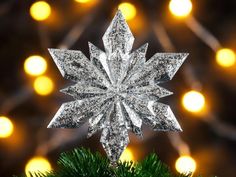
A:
[33, 76, 54, 96]
[25, 156, 52, 177]
[169, 0, 192, 18]
[182, 90, 205, 113]
[24, 55, 47, 76]
[118, 2, 137, 21]
[30, 1, 51, 21]
[74, 0, 92, 3]
[119, 148, 134, 162]
[175, 155, 196, 175]
[0, 116, 14, 138]
[216, 48, 236, 67]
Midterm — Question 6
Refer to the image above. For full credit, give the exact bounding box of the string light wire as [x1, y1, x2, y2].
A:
[185, 15, 222, 51]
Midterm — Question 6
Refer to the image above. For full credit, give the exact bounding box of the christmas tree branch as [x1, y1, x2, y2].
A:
[17, 148, 199, 177]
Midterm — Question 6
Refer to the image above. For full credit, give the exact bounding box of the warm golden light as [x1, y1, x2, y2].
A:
[33, 76, 54, 96]
[216, 48, 236, 67]
[175, 155, 196, 174]
[169, 0, 192, 18]
[25, 156, 52, 177]
[0, 116, 14, 138]
[74, 0, 92, 3]
[30, 1, 51, 21]
[119, 148, 134, 162]
[182, 90, 205, 113]
[24, 55, 47, 76]
[118, 2, 137, 20]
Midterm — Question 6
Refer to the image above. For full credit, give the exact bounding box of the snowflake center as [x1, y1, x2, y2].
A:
[108, 85, 126, 97]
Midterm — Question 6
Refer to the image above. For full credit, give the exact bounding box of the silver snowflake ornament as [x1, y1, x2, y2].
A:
[47, 10, 188, 162]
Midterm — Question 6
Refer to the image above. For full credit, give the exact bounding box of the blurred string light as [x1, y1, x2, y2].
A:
[119, 147, 134, 162]
[74, 0, 93, 3]
[169, 0, 192, 18]
[216, 48, 236, 67]
[33, 76, 54, 96]
[175, 155, 196, 174]
[0, 116, 14, 138]
[24, 55, 47, 76]
[25, 156, 52, 177]
[118, 2, 137, 21]
[182, 90, 205, 113]
[30, 1, 51, 21]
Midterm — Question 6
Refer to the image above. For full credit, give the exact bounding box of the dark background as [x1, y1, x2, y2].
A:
[0, 0, 236, 176]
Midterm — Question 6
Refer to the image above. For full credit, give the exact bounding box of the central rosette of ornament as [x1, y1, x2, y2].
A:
[107, 84, 127, 98]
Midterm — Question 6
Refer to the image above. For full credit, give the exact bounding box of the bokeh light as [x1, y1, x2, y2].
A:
[119, 148, 134, 162]
[118, 2, 137, 21]
[30, 1, 51, 21]
[182, 90, 205, 113]
[25, 156, 52, 177]
[0, 116, 14, 138]
[74, 0, 92, 3]
[216, 48, 236, 67]
[175, 155, 196, 174]
[169, 0, 192, 18]
[33, 76, 54, 96]
[24, 55, 47, 76]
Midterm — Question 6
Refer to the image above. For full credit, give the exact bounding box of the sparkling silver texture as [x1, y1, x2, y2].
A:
[47, 10, 188, 162]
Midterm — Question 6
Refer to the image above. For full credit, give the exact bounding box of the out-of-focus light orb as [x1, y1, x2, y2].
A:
[175, 155, 196, 174]
[24, 55, 47, 76]
[0, 116, 14, 138]
[118, 2, 137, 20]
[74, 0, 92, 3]
[30, 1, 51, 21]
[120, 148, 134, 162]
[182, 90, 205, 113]
[169, 0, 192, 18]
[25, 156, 52, 177]
[33, 76, 54, 96]
[216, 48, 236, 67]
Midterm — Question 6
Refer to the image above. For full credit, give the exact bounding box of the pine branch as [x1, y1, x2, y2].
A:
[16, 148, 200, 177]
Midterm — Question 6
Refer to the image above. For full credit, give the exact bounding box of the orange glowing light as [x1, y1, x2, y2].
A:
[169, 0, 192, 18]
[175, 155, 196, 174]
[30, 1, 51, 21]
[118, 2, 137, 21]
[0, 116, 14, 138]
[182, 90, 205, 113]
[24, 55, 47, 76]
[25, 156, 52, 177]
[120, 148, 134, 162]
[216, 48, 236, 67]
[33, 76, 54, 96]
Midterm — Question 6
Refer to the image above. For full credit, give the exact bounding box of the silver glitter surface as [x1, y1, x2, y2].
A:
[47, 10, 188, 162]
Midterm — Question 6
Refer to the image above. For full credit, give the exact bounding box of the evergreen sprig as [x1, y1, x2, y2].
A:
[17, 148, 196, 177]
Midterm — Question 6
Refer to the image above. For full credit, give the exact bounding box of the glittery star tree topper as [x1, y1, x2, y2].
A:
[47, 10, 188, 163]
